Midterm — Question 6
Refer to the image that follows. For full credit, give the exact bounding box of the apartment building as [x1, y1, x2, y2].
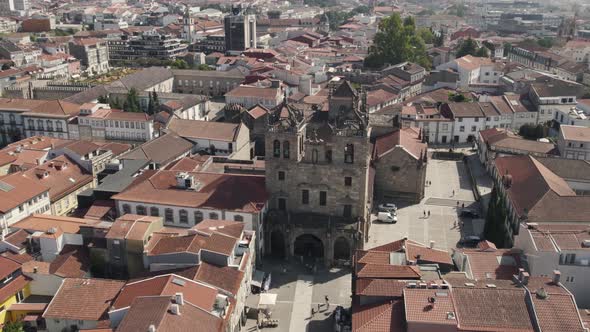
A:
[69, 38, 109, 75]
[166, 118, 251, 159]
[436, 55, 504, 89]
[528, 79, 583, 124]
[224, 82, 283, 109]
[22, 155, 94, 216]
[557, 125, 590, 160]
[0, 173, 50, 234]
[72, 103, 155, 142]
[108, 30, 187, 65]
[172, 68, 245, 96]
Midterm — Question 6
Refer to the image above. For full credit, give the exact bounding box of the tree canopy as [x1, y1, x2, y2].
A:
[456, 38, 489, 58]
[364, 13, 431, 69]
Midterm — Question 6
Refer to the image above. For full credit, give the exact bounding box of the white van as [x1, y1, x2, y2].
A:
[377, 211, 398, 223]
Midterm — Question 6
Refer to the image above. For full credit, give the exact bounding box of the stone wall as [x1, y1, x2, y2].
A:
[374, 147, 426, 202]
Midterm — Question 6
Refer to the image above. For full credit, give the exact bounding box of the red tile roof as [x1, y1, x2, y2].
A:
[352, 300, 405, 332]
[452, 287, 534, 331]
[374, 127, 426, 160]
[404, 288, 456, 326]
[112, 274, 218, 311]
[356, 263, 421, 279]
[0, 172, 48, 213]
[355, 279, 407, 298]
[112, 171, 267, 213]
[43, 278, 125, 321]
[457, 248, 521, 280]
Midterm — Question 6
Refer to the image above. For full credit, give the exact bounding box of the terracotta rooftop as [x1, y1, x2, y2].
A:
[112, 170, 267, 213]
[167, 118, 240, 142]
[525, 223, 590, 252]
[479, 128, 557, 155]
[404, 288, 456, 326]
[355, 279, 407, 298]
[105, 214, 161, 241]
[0, 172, 48, 213]
[119, 133, 193, 165]
[456, 247, 521, 280]
[560, 125, 590, 142]
[225, 85, 280, 99]
[374, 127, 426, 160]
[12, 214, 94, 237]
[352, 300, 405, 332]
[22, 154, 93, 202]
[367, 239, 453, 266]
[116, 295, 223, 332]
[112, 274, 218, 311]
[148, 230, 237, 257]
[43, 278, 125, 321]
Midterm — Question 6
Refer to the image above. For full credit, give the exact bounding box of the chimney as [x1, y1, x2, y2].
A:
[270, 79, 280, 89]
[175, 292, 184, 305]
[518, 268, 525, 281]
[33, 266, 38, 273]
[552, 270, 561, 284]
[429, 240, 435, 249]
[148, 325, 156, 332]
[170, 303, 180, 315]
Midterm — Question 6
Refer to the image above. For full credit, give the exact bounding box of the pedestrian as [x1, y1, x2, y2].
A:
[318, 303, 321, 311]
[311, 307, 315, 317]
[457, 201, 459, 207]
[428, 211, 431, 217]
[325, 295, 330, 307]
[462, 203, 465, 209]
[423, 210, 426, 218]
[452, 189, 455, 196]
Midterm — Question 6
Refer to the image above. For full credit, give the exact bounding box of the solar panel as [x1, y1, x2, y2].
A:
[172, 278, 186, 286]
[0, 181, 14, 192]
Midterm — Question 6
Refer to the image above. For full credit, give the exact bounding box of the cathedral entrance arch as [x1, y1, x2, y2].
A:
[294, 234, 324, 259]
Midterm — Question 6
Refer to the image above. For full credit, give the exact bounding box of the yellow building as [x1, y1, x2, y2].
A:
[0, 256, 30, 328]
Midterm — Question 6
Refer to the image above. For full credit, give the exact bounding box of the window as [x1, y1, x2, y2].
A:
[273, 140, 280, 157]
[27, 119, 34, 130]
[194, 211, 203, 223]
[302, 190, 309, 204]
[345, 177, 352, 186]
[312, 149, 318, 164]
[278, 198, 286, 211]
[283, 141, 290, 159]
[319, 191, 327, 206]
[37, 120, 44, 131]
[165, 208, 174, 222]
[234, 215, 244, 222]
[278, 171, 285, 181]
[46, 120, 53, 131]
[560, 253, 576, 265]
[179, 210, 188, 224]
[122, 204, 131, 214]
[343, 204, 352, 217]
[125, 122, 129, 128]
[471, 126, 477, 132]
[115, 121, 119, 128]
[228, 142, 233, 151]
[210, 212, 219, 220]
[442, 124, 449, 131]
[458, 118, 463, 122]
[136, 205, 146, 215]
[344, 144, 354, 164]
[474, 118, 479, 122]
[56, 122, 63, 132]
[325, 150, 332, 163]
[459, 126, 465, 132]
[150, 207, 159, 217]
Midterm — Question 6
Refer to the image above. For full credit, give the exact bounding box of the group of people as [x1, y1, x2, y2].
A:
[311, 296, 330, 317]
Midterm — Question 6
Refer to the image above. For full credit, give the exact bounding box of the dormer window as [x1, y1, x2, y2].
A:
[273, 140, 281, 158]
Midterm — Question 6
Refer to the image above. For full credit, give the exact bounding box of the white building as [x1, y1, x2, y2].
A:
[224, 83, 283, 109]
[72, 103, 155, 142]
[436, 55, 504, 89]
[557, 125, 590, 160]
[0, 173, 50, 234]
[112, 170, 268, 257]
[514, 223, 590, 308]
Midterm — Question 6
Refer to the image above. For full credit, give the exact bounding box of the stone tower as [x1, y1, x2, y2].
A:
[264, 81, 372, 266]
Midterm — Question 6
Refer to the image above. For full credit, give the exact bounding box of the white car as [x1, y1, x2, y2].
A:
[378, 203, 397, 212]
[377, 211, 398, 223]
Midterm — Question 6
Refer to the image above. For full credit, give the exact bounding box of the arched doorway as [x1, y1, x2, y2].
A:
[270, 230, 285, 258]
[294, 234, 324, 258]
[333, 237, 351, 261]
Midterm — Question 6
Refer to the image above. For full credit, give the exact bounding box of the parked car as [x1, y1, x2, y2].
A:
[378, 203, 397, 212]
[459, 209, 480, 218]
[377, 211, 398, 223]
[460, 235, 481, 247]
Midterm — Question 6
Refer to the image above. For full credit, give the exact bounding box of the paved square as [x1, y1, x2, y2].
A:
[245, 158, 475, 331]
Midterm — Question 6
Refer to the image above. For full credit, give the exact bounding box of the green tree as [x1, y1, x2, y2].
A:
[364, 13, 431, 69]
[351, 5, 371, 15]
[97, 95, 109, 104]
[195, 64, 213, 71]
[147, 91, 160, 115]
[475, 47, 489, 57]
[124, 88, 141, 113]
[448, 92, 469, 102]
[417, 27, 434, 44]
[537, 37, 554, 48]
[484, 186, 510, 248]
[171, 59, 189, 69]
[456, 38, 478, 57]
[434, 29, 444, 47]
[3, 322, 24, 332]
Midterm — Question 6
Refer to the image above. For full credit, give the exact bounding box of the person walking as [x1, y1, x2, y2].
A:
[325, 295, 330, 308]
[311, 307, 315, 317]
[428, 211, 431, 218]
[423, 210, 426, 218]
